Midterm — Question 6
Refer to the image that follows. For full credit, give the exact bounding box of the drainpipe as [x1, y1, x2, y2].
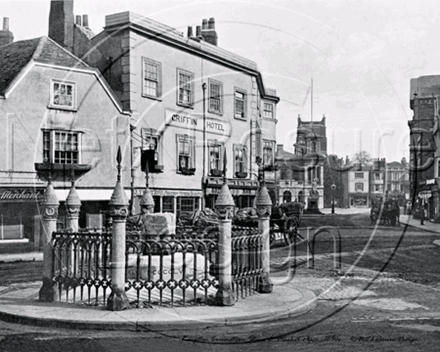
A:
[202, 82, 207, 210]
[129, 124, 136, 216]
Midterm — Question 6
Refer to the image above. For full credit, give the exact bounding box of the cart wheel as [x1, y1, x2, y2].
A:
[284, 220, 297, 245]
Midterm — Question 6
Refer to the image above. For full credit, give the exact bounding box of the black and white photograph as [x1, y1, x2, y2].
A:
[0, 0, 439, 351]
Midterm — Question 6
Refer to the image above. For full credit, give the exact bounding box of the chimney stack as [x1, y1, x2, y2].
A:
[0, 17, 13, 47]
[82, 14, 89, 28]
[75, 15, 81, 26]
[187, 26, 193, 38]
[201, 17, 218, 46]
[48, 0, 74, 52]
[196, 25, 203, 40]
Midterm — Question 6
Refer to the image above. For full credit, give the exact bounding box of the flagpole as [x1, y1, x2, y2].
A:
[311, 75, 313, 122]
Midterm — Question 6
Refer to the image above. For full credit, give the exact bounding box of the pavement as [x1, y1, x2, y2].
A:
[0, 211, 437, 331]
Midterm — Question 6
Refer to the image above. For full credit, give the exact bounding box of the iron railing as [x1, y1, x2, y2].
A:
[52, 229, 112, 306]
[51, 230, 219, 307]
[125, 231, 218, 307]
[231, 226, 263, 299]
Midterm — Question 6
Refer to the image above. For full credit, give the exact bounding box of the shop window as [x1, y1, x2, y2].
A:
[177, 69, 194, 107]
[234, 89, 246, 119]
[234, 144, 247, 178]
[177, 134, 195, 175]
[142, 58, 161, 99]
[162, 197, 174, 213]
[209, 142, 223, 177]
[177, 197, 199, 217]
[43, 130, 81, 164]
[263, 102, 274, 119]
[208, 79, 223, 114]
[50, 80, 75, 109]
[141, 129, 163, 173]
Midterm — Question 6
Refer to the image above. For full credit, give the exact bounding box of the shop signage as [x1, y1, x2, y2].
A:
[0, 188, 44, 200]
[133, 189, 203, 197]
[426, 179, 435, 185]
[166, 110, 231, 136]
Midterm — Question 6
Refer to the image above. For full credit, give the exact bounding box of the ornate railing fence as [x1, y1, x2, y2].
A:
[125, 231, 218, 307]
[51, 230, 219, 307]
[52, 229, 112, 306]
[231, 226, 263, 299]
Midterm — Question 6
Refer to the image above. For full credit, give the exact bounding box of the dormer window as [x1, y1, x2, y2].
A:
[50, 80, 75, 110]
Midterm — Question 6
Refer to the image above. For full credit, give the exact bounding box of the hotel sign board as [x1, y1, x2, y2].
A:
[165, 110, 231, 137]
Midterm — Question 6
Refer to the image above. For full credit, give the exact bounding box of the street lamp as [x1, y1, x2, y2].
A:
[331, 183, 336, 214]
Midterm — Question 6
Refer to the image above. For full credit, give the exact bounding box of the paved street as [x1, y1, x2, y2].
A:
[0, 213, 440, 351]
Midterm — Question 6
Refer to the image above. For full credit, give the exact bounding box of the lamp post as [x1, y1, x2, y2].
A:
[331, 183, 336, 214]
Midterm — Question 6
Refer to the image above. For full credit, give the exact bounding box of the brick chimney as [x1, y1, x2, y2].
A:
[201, 17, 218, 46]
[0, 17, 13, 47]
[48, 0, 74, 52]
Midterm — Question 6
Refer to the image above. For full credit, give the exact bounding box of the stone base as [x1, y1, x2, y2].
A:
[257, 273, 273, 293]
[39, 277, 59, 302]
[211, 285, 236, 306]
[107, 289, 129, 311]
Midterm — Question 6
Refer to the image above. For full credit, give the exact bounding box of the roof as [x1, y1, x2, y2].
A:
[102, 12, 279, 102]
[387, 161, 403, 169]
[0, 36, 88, 96]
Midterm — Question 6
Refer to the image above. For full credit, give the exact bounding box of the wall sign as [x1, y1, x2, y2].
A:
[165, 110, 231, 137]
[0, 188, 44, 201]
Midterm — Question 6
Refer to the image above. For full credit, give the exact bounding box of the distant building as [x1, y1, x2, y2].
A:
[369, 158, 386, 205]
[347, 164, 370, 208]
[386, 158, 410, 207]
[275, 116, 327, 209]
[409, 75, 440, 220]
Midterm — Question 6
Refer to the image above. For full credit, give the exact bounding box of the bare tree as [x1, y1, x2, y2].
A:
[351, 150, 372, 167]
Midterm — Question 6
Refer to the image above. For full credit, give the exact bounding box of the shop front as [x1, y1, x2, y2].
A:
[0, 187, 45, 249]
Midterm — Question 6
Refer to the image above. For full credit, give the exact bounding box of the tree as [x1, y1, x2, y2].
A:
[351, 150, 372, 167]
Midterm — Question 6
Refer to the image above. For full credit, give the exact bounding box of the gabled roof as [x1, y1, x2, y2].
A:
[0, 36, 88, 96]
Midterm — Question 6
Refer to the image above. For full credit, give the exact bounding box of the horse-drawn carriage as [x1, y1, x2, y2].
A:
[370, 198, 400, 226]
[270, 201, 304, 244]
[176, 201, 304, 245]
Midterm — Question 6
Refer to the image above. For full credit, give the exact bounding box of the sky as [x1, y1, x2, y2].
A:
[2, 0, 439, 163]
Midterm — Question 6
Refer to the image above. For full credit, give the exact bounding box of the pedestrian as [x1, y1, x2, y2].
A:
[420, 203, 425, 225]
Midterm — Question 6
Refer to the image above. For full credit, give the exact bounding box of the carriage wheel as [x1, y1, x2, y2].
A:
[284, 219, 303, 245]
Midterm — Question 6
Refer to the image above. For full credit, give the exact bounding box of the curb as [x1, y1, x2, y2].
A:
[0, 287, 317, 331]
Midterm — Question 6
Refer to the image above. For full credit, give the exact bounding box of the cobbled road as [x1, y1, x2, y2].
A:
[1, 221, 440, 351]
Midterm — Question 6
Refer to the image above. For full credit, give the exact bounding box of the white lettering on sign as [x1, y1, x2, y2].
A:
[166, 110, 231, 136]
[0, 189, 43, 200]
